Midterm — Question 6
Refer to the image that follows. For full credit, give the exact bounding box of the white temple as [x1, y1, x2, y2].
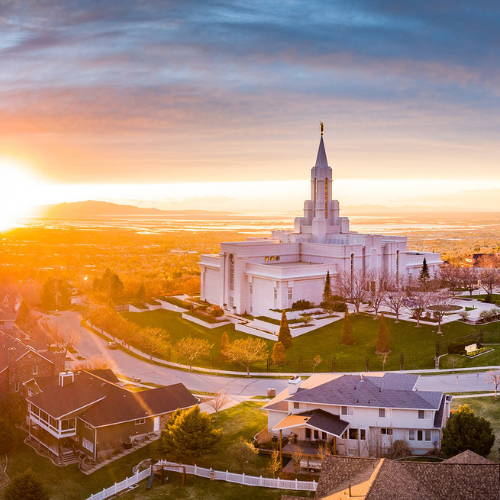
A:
[200, 127, 441, 316]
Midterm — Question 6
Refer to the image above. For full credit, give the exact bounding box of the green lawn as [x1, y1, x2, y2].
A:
[121, 473, 313, 500]
[125, 310, 500, 372]
[451, 397, 500, 461]
[440, 348, 500, 369]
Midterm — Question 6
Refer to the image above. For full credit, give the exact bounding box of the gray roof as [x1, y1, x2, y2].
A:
[298, 409, 349, 437]
[287, 374, 442, 410]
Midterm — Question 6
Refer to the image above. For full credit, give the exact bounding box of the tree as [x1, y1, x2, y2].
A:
[16, 300, 31, 329]
[4, 470, 49, 500]
[458, 267, 479, 296]
[206, 391, 229, 413]
[406, 291, 432, 327]
[441, 405, 495, 458]
[429, 291, 453, 334]
[375, 314, 390, 354]
[271, 341, 286, 366]
[322, 271, 332, 304]
[269, 449, 281, 478]
[223, 337, 268, 375]
[341, 309, 354, 345]
[367, 278, 387, 318]
[488, 370, 500, 397]
[136, 283, 146, 301]
[278, 311, 292, 349]
[40, 278, 71, 311]
[159, 406, 221, 462]
[336, 271, 370, 313]
[175, 337, 213, 371]
[479, 268, 499, 296]
[383, 284, 407, 322]
[228, 438, 258, 471]
[312, 354, 322, 372]
[419, 258, 430, 286]
[220, 331, 230, 355]
[0, 419, 14, 455]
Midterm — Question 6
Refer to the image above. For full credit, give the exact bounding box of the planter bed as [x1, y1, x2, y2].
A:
[465, 347, 495, 358]
[164, 296, 193, 309]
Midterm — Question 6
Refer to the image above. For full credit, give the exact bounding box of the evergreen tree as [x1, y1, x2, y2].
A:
[16, 300, 31, 328]
[271, 341, 286, 366]
[136, 283, 146, 301]
[4, 470, 49, 500]
[419, 258, 430, 283]
[441, 405, 495, 458]
[220, 331, 229, 356]
[322, 271, 332, 304]
[0, 419, 14, 455]
[400, 353, 405, 370]
[376, 314, 391, 353]
[159, 406, 221, 461]
[278, 311, 292, 349]
[341, 309, 354, 345]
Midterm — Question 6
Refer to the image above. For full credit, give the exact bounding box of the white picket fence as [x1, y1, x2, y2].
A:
[86, 466, 152, 500]
[155, 460, 318, 491]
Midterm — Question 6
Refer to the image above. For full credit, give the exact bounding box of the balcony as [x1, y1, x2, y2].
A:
[29, 413, 76, 439]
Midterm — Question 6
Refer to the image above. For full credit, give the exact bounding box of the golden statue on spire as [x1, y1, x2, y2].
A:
[320, 121, 324, 136]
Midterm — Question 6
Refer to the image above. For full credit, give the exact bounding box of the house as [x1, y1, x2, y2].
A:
[0, 330, 65, 394]
[263, 373, 451, 459]
[25, 369, 198, 465]
[200, 129, 441, 316]
[314, 451, 499, 499]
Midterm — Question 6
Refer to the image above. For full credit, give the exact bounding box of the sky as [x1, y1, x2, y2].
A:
[0, 1, 499, 214]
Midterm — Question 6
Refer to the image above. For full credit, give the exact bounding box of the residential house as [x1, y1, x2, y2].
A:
[0, 330, 65, 394]
[314, 451, 498, 499]
[263, 373, 451, 459]
[25, 369, 198, 465]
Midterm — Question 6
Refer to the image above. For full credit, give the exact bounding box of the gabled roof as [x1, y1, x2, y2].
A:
[286, 374, 442, 411]
[27, 370, 198, 426]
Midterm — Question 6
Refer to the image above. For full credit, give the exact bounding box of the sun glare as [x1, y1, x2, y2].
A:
[0, 159, 42, 231]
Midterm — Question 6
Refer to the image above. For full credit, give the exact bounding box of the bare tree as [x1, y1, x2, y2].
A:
[428, 291, 453, 334]
[335, 272, 370, 313]
[439, 264, 462, 293]
[479, 268, 499, 296]
[383, 282, 408, 322]
[488, 370, 500, 397]
[458, 267, 479, 296]
[367, 277, 388, 318]
[405, 291, 433, 327]
[206, 391, 230, 413]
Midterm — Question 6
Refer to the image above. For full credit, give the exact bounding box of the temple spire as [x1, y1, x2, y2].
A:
[315, 124, 328, 167]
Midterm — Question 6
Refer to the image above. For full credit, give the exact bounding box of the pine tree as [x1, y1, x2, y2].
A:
[376, 314, 391, 353]
[16, 300, 31, 328]
[271, 341, 286, 366]
[159, 406, 222, 461]
[341, 309, 354, 345]
[322, 271, 332, 304]
[419, 258, 430, 283]
[278, 311, 292, 349]
[220, 331, 229, 356]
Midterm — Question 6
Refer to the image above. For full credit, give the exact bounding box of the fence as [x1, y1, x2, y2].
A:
[155, 460, 318, 491]
[86, 466, 152, 500]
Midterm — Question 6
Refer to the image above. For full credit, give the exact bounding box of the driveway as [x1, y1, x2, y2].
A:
[47, 311, 498, 396]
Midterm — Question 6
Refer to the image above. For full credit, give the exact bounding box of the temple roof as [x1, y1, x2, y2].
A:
[315, 135, 329, 167]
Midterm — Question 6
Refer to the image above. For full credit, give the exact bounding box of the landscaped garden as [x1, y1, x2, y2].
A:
[124, 309, 500, 372]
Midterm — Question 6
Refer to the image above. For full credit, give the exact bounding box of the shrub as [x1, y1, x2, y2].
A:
[385, 440, 411, 459]
[291, 299, 314, 310]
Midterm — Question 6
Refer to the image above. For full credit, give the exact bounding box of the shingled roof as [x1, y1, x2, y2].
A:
[286, 374, 441, 410]
[28, 370, 198, 425]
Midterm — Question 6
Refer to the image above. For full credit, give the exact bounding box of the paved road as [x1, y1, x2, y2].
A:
[48, 311, 499, 397]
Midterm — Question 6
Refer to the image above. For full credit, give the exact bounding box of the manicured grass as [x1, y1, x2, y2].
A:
[440, 348, 500, 369]
[121, 472, 313, 499]
[451, 396, 500, 461]
[124, 310, 500, 373]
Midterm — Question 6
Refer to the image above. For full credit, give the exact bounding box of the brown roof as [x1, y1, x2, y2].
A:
[0, 331, 53, 373]
[316, 456, 379, 497]
[28, 370, 198, 426]
[366, 460, 500, 500]
[443, 450, 496, 465]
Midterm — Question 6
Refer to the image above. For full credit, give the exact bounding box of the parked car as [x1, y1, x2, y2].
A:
[107, 341, 119, 350]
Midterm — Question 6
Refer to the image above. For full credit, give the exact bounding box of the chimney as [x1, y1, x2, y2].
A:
[59, 371, 74, 387]
[288, 376, 302, 395]
[52, 350, 66, 374]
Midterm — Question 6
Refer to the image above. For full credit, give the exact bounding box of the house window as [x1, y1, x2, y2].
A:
[61, 418, 75, 431]
[293, 402, 300, 409]
[378, 408, 386, 418]
[313, 430, 319, 439]
[341, 406, 348, 415]
[417, 430, 423, 441]
[305, 428, 311, 440]
[322, 432, 327, 440]
[418, 410, 425, 419]
[425, 430, 432, 441]
[82, 438, 94, 452]
[409, 429, 415, 440]
[349, 428, 358, 440]
[135, 418, 146, 425]
[341, 430, 348, 440]
[360, 429, 366, 440]
[288, 288, 293, 301]
[380, 428, 393, 435]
